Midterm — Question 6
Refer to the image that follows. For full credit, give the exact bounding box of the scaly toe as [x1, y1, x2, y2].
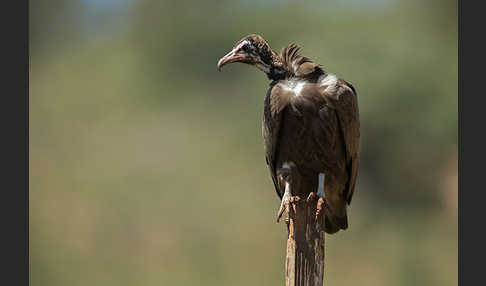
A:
[276, 197, 290, 223]
[315, 197, 325, 220]
[306, 192, 317, 203]
[276, 196, 301, 223]
[276, 202, 287, 223]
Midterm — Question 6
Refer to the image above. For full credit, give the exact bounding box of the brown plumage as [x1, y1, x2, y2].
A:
[218, 34, 360, 234]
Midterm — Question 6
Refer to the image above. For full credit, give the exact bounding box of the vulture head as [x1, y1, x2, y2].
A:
[218, 34, 322, 81]
[218, 34, 285, 79]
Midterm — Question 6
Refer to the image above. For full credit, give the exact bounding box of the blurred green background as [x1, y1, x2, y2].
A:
[30, 0, 457, 285]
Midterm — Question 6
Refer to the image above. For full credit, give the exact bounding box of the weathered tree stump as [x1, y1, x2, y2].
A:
[283, 196, 325, 286]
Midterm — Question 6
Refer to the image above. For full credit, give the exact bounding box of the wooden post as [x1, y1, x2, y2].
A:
[283, 196, 325, 286]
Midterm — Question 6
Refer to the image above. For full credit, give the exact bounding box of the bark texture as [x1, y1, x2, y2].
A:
[284, 197, 325, 286]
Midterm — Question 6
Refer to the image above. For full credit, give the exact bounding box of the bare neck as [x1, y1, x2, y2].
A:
[265, 51, 289, 81]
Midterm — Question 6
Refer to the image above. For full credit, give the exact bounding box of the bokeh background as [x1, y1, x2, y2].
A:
[30, 0, 458, 285]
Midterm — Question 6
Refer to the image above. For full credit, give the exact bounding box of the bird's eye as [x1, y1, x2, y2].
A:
[242, 44, 250, 52]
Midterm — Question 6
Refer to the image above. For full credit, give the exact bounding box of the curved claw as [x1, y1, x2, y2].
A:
[306, 192, 327, 221]
[306, 192, 317, 203]
[276, 200, 288, 223]
[315, 197, 325, 220]
[276, 196, 301, 223]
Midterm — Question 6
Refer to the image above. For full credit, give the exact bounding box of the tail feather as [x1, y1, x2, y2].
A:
[324, 208, 348, 234]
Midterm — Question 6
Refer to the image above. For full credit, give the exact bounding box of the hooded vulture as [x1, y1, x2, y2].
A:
[218, 34, 360, 234]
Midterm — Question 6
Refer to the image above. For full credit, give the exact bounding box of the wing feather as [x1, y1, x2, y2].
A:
[262, 82, 292, 199]
[334, 80, 360, 204]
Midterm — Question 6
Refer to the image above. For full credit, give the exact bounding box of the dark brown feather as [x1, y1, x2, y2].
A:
[221, 35, 360, 234]
[263, 73, 360, 233]
[333, 79, 360, 204]
[262, 82, 295, 199]
[279, 44, 323, 78]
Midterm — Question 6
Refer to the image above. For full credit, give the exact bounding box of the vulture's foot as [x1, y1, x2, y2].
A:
[306, 192, 328, 221]
[306, 192, 328, 232]
[276, 195, 301, 224]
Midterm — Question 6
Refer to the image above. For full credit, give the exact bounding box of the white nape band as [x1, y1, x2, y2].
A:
[279, 80, 307, 96]
[319, 74, 338, 93]
[293, 81, 306, 96]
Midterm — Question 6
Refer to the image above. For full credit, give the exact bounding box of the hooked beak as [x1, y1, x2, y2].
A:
[217, 48, 246, 71]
